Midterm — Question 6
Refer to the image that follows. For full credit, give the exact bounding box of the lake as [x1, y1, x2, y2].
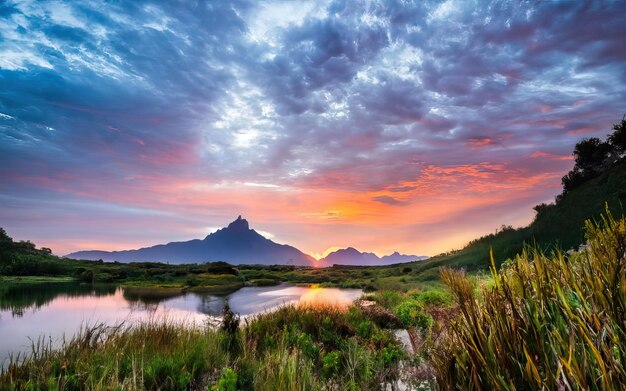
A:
[0, 282, 362, 366]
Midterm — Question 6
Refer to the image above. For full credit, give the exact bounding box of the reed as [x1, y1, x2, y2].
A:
[433, 210, 626, 390]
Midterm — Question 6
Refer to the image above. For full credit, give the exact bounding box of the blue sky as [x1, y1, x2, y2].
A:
[1, 0, 625, 257]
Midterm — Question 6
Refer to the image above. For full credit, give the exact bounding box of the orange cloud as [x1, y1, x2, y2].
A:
[530, 151, 572, 161]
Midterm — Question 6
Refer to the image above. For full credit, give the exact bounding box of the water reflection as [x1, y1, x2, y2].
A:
[0, 282, 116, 317]
[0, 281, 361, 363]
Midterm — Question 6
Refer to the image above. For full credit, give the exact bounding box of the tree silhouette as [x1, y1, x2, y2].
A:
[608, 115, 626, 156]
[558, 114, 625, 198]
[572, 137, 612, 173]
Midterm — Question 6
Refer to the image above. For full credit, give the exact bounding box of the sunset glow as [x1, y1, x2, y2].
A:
[1, 1, 625, 257]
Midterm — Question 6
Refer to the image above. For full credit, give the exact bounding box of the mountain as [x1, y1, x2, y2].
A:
[318, 247, 428, 267]
[381, 251, 429, 264]
[66, 216, 316, 266]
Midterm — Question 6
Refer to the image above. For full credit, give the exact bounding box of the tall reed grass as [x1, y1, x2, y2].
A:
[433, 210, 626, 390]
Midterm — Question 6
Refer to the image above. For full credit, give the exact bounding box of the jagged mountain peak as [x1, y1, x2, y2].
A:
[66, 216, 314, 265]
[226, 215, 249, 231]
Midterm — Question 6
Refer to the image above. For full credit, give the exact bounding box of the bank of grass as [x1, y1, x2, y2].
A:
[0, 299, 436, 390]
[433, 211, 626, 389]
[0, 276, 75, 283]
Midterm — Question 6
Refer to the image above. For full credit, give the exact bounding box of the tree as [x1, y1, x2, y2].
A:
[561, 170, 586, 193]
[0, 228, 13, 247]
[572, 137, 612, 174]
[533, 203, 554, 221]
[608, 115, 626, 156]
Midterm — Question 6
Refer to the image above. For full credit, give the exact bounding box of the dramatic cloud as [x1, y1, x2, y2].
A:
[1, 0, 625, 257]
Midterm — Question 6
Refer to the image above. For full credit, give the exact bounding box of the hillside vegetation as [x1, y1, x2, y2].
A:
[409, 116, 626, 273]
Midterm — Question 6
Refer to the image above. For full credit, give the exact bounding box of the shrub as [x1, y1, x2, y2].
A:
[221, 302, 239, 334]
[214, 367, 237, 391]
[322, 351, 340, 378]
[366, 291, 403, 309]
[356, 320, 374, 339]
[413, 289, 453, 307]
[296, 332, 320, 360]
[394, 300, 433, 330]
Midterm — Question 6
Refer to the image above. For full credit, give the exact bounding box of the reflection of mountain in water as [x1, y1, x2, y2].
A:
[122, 287, 184, 305]
[197, 295, 227, 315]
[0, 282, 363, 323]
[121, 287, 228, 316]
[0, 282, 116, 317]
[122, 287, 187, 313]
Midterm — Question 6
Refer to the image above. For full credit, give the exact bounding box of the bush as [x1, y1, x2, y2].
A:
[356, 320, 374, 339]
[296, 332, 320, 360]
[215, 367, 237, 391]
[322, 351, 340, 378]
[413, 289, 453, 307]
[366, 291, 403, 309]
[394, 300, 433, 330]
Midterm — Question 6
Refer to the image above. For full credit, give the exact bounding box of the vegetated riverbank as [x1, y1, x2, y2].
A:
[0, 293, 442, 390]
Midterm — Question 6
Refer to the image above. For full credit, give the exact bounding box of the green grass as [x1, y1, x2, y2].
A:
[0, 302, 418, 390]
[0, 276, 75, 283]
[432, 211, 626, 389]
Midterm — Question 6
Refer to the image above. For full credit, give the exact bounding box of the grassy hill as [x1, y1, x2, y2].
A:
[409, 159, 626, 274]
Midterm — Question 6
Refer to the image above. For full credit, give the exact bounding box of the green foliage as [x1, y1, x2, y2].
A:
[356, 320, 373, 339]
[366, 290, 403, 309]
[378, 344, 406, 367]
[214, 368, 237, 391]
[394, 300, 433, 330]
[412, 289, 454, 307]
[321, 351, 341, 378]
[1, 302, 408, 390]
[296, 332, 320, 360]
[434, 211, 626, 390]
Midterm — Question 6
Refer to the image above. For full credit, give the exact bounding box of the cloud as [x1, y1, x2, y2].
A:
[0, 0, 625, 256]
[372, 195, 406, 206]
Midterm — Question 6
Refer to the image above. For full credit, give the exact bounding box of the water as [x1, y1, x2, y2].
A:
[0, 282, 362, 365]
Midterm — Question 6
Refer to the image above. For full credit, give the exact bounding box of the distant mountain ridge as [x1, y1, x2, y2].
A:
[318, 247, 428, 267]
[67, 216, 316, 266]
[67, 216, 428, 266]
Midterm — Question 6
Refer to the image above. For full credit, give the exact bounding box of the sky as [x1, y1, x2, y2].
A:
[1, 0, 625, 259]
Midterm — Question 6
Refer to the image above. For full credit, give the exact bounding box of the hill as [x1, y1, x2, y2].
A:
[409, 158, 626, 275]
[318, 247, 428, 266]
[66, 216, 316, 266]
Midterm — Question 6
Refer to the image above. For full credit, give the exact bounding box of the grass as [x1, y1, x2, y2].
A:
[0, 276, 75, 283]
[432, 210, 626, 390]
[0, 302, 417, 390]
